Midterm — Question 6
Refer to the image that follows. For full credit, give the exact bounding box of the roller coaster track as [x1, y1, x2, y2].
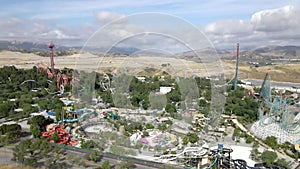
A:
[20, 79, 38, 85]
[157, 146, 208, 161]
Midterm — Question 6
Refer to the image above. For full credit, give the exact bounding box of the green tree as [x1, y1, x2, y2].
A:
[145, 123, 154, 129]
[188, 132, 199, 144]
[24, 157, 38, 168]
[30, 124, 41, 138]
[119, 161, 136, 169]
[182, 136, 189, 145]
[51, 132, 60, 143]
[29, 115, 54, 138]
[276, 159, 290, 169]
[165, 119, 173, 125]
[165, 103, 176, 113]
[81, 140, 96, 150]
[101, 161, 111, 169]
[265, 136, 278, 149]
[28, 115, 53, 130]
[0, 123, 22, 135]
[157, 124, 167, 131]
[245, 135, 254, 144]
[261, 150, 277, 167]
[89, 150, 99, 162]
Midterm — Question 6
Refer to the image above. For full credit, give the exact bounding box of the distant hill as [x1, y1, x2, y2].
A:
[0, 40, 141, 56]
[0, 40, 77, 51]
[0, 40, 78, 56]
[1, 40, 300, 63]
[174, 45, 300, 63]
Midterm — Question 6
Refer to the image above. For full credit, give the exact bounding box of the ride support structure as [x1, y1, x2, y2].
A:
[49, 41, 55, 77]
[258, 72, 300, 133]
[233, 43, 240, 91]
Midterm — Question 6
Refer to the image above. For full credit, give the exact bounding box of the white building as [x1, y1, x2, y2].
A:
[159, 86, 172, 94]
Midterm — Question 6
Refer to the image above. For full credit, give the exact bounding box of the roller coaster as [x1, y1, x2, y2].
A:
[257, 73, 300, 133]
[156, 143, 236, 169]
[20, 79, 65, 95]
[156, 142, 289, 169]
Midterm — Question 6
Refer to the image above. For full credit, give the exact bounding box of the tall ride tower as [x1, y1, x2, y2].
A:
[233, 43, 239, 90]
[48, 41, 55, 76]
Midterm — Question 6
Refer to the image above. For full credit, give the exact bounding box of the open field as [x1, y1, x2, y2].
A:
[1, 51, 300, 82]
[0, 51, 233, 78]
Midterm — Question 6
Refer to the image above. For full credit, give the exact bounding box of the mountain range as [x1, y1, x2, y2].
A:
[1, 40, 300, 62]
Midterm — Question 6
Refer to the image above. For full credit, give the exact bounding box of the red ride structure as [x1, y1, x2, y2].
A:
[41, 124, 78, 146]
[36, 41, 69, 90]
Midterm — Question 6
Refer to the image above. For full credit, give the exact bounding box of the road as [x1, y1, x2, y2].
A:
[243, 79, 300, 89]
[0, 147, 15, 165]
[64, 148, 161, 169]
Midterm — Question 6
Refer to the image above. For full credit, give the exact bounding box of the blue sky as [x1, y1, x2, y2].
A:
[2, 0, 298, 25]
[1, 0, 300, 48]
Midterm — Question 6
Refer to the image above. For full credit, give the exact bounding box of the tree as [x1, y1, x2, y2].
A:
[182, 136, 189, 145]
[165, 103, 176, 113]
[29, 115, 54, 138]
[119, 161, 135, 169]
[0, 123, 22, 135]
[245, 135, 254, 144]
[30, 124, 41, 138]
[81, 140, 96, 150]
[145, 123, 154, 130]
[265, 136, 278, 149]
[188, 132, 199, 144]
[101, 161, 111, 169]
[89, 150, 98, 162]
[165, 119, 173, 125]
[24, 157, 38, 168]
[51, 132, 60, 143]
[261, 150, 277, 167]
[157, 124, 167, 131]
[28, 115, 53, 130]
[0, 102, 13, 118]
[276, 159, 290, 169]
[143, 131, 149, 137]
[199, 99, 208, 107]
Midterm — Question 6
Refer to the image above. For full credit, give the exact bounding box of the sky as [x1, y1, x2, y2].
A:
[1, 0, 300, 50]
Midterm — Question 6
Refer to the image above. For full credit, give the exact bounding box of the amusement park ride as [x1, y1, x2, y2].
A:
[258, 73, 300, 133]
[250, 72, 300, 147]
[157, 143, 254, 169]
[41, 123, 78, 146]
[36, 42, 68, 92]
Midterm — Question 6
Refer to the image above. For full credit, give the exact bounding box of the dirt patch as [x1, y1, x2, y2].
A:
[2, 51, 300, 82]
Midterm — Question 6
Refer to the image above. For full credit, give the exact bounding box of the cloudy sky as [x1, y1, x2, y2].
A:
[1, 0, 300, 50]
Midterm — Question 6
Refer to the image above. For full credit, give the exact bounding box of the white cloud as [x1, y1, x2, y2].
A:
[251, 5, 300, 32]
[0, 17, 87, 45]
[95, 11, 127, 24]
[203, 5, 300, 47]
[205, 20, 253, 35]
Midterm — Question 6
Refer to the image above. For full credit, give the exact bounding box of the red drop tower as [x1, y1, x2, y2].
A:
[48, 41, 55, 76]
